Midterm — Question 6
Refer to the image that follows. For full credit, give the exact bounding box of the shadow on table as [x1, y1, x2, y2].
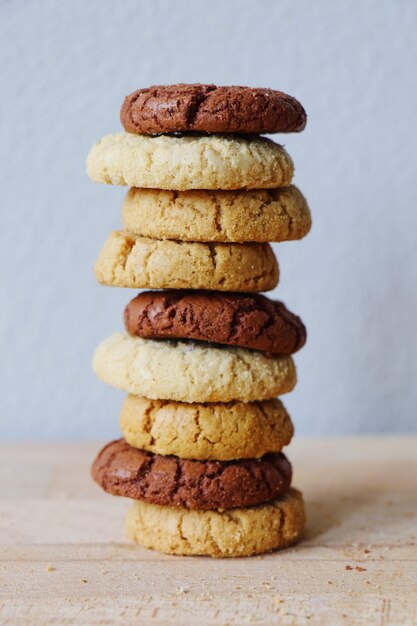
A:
[300, 487, 416, 544]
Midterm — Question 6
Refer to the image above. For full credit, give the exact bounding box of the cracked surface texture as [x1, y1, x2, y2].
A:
[124, 291, 306, 355]
[126, 488, 305, 557]
[120, 84, 307, 135]
[93, 333, 296, 402]
[86, 132, 294, 190]
[122, 185, 311, 243]
[94, 231, 278, 292]
[91, 438, 292, 509]
[120, 395, 293, 460]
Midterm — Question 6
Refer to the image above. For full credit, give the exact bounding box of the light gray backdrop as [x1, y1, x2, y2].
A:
[1, 0, 416, 439]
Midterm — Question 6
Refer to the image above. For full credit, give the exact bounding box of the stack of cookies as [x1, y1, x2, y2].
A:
[87, 84, 311, 558]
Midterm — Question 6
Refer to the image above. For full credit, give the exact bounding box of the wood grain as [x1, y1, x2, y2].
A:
[0, 437, 416, 625]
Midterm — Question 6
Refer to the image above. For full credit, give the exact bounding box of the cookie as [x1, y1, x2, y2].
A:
[86, 132, 294, 190]
[93, 333, 296, 403]
[91, 438, 292, 510]
[94, 232, 279, 292]
[121, 84, 307, 135]
[124, 291, 306, 355]
[120, 395, 293, 460]
[126, 488, 305, 557]
[122, 185, 311, 244]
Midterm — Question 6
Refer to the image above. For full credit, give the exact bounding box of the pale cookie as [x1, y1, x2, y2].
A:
[94, 231, 278, 292]
[93, 333, 296, 403]
[126, 488, 305, 557]
[120, 395, 294, 460]
[86, 132, 294, 190]
[122, 185, 311, 243]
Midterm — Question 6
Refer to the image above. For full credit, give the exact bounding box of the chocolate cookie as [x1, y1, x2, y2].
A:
[124, 291, 306, 355]
[121, 84, 306, 135]
[92, 439, 292, 510]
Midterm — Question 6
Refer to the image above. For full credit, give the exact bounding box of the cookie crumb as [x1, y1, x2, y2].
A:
[45, 564, 55, 572]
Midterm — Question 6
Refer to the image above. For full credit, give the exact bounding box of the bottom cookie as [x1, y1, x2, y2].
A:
[126, 488, 305, 558]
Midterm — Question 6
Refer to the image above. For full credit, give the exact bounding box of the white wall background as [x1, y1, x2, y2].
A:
[1, 0, 416, 440]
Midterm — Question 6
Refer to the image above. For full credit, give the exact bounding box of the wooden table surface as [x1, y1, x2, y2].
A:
[0, 437, 416, 625]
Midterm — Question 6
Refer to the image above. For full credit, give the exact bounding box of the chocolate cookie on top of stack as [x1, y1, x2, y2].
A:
[87, 84, 311, 558]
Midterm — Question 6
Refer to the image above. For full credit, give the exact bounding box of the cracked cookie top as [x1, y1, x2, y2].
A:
[120, 84, 306, 135]
[120, 395, 294, 460]
[124, 291, 306, 355]
[127, 488, 305, 557]
[91, 438, 293, 509]
[121, 185, 311, 243]
[94, 232, 279, 292]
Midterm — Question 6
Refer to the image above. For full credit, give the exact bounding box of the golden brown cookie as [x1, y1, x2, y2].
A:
[122, 185, 311, 243]
[93, 333, 297, 403]
[86, 132, 294, 190]
[94, 231, 279, 292]
[120, 395, 293, 460]
[126, 488, 305, 557]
